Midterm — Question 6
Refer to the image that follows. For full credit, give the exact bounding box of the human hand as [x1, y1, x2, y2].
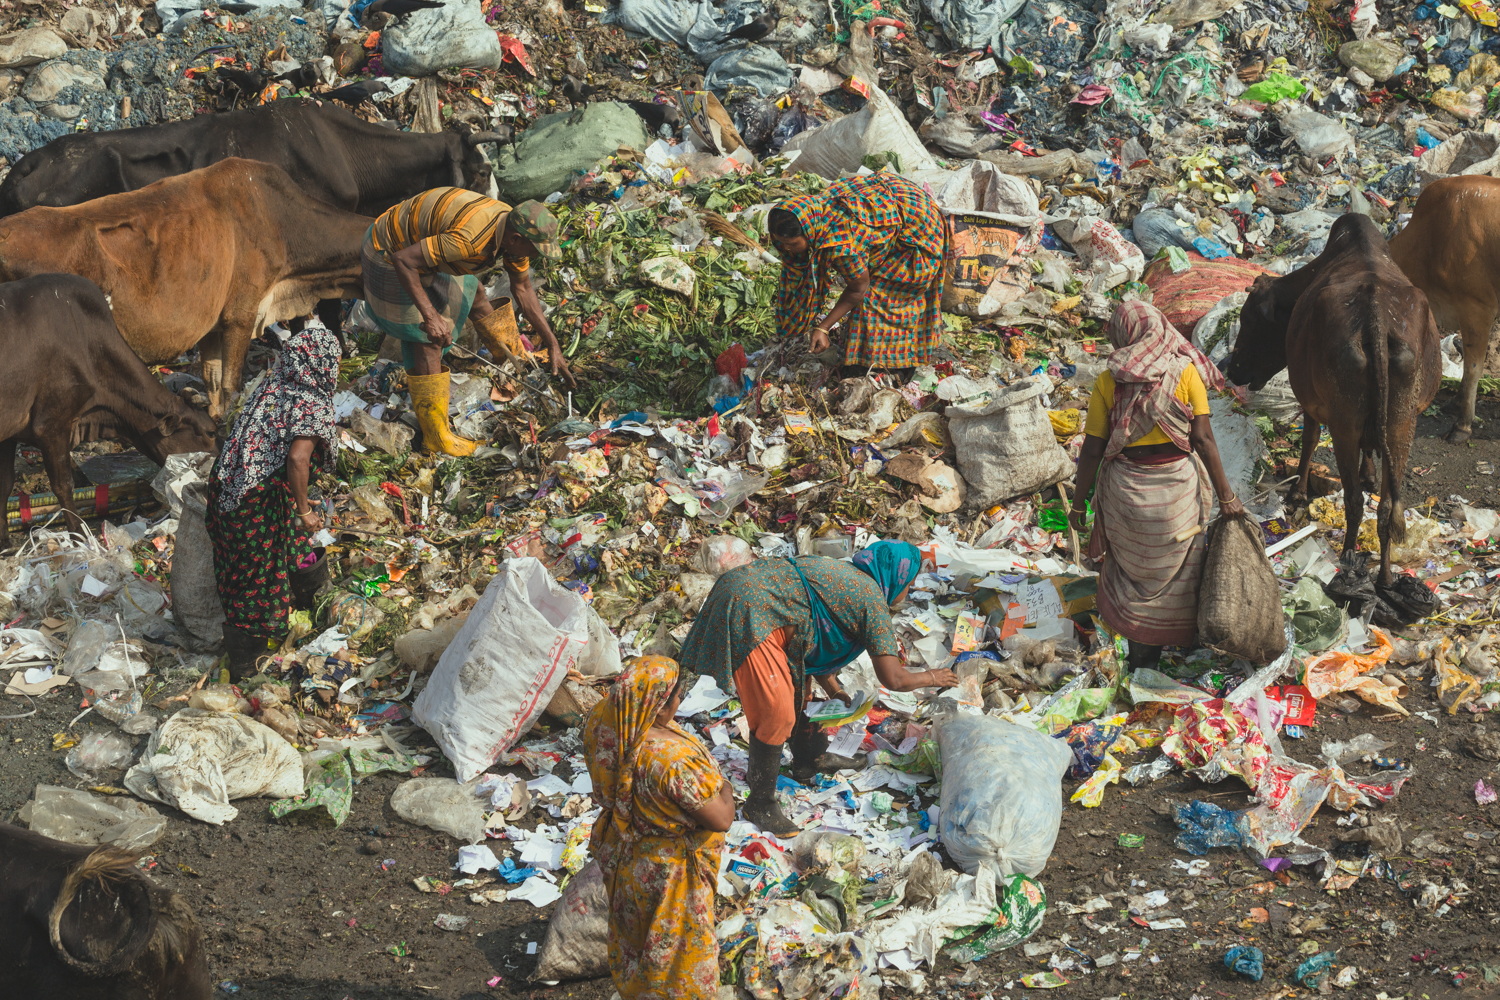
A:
[1220, 494, 1246, 518]
[1067, 508, 1089, 531]
[920, 668, 960, 689]
[544, 335, 577, 387]
[419, 314, 454, 347]
[297, 509, 324, 531]
[810, 327, 831, 354]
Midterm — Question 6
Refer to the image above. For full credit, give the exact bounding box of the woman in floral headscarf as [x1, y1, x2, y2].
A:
[1070, 301, 1245, 673]
[584, 656, 734, 1000]
[677, 540, 958, 837]
[768, 173, 948, 379]
[206, 318, 338, 679]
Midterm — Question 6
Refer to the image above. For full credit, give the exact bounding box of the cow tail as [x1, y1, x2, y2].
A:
[48, 847, 156, 977]
[1370, 295, 1404, 545]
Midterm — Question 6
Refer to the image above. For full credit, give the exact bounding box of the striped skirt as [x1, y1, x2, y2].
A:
[1088, 451, 1212, 646]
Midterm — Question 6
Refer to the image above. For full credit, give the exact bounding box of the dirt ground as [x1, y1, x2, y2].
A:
[6, 384, 1500, 1000]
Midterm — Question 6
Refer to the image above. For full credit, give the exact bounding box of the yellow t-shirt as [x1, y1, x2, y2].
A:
[1083, 365, 1211, 446]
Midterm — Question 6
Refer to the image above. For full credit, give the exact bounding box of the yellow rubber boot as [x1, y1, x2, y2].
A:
[407, 367, 477, 457]
[474, 297, 526, 362]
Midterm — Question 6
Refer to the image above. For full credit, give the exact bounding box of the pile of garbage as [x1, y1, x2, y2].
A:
[4, 0, 1500, 992]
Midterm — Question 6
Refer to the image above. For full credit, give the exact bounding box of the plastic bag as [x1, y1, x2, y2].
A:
[390, 776, 488, 843]
[349, 408, 415, 457]
[1279, 107, 1355, 161]
[20, 784, 166, 850]
[947, 376, 1073, 508]
[123, 708, 305, 825]
[689, 535, 755, 577]
[1241, 73, 1306, 103]
[936, 712, 1073, 878]
[270, 753, 353, 828]
[413, 558, 591, 782]
[531, 859, 609, 982]
[64, 731, 135, 779]
[168, 481, 224, 647]
[1197, 516, 1286, 665]
[1303, 628, 1393, 699]
[380, 0, 503, 75]
[780, 85, 937, 178]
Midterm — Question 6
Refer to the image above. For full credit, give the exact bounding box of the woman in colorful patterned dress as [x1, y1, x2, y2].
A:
[206, 319, 337, 679]
[677, 540, 958, 837]
[584, 655, 734, 1000]
[769, 173, 948, 379]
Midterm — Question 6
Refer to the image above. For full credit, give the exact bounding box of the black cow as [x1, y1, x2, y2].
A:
[0, 98, 507, 217]
[0, 823, 211, 999]
[0, 274, 218, 548]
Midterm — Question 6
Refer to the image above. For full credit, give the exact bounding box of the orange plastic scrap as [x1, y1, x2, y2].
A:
[1301, 628, 1394, 699]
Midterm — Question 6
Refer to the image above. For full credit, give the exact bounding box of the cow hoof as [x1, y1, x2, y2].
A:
[1447, 426, 1473, 445]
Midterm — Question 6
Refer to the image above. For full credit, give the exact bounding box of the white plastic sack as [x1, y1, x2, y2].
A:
[412, 557, 590, 782]
[575, 605, 624, 678]
[124, 708, 304, 825]
[937, 713, 1072, 878]
[946, 376, 1073, 508]
[781, 86, 938, 178]
[381, 0, 503, 76]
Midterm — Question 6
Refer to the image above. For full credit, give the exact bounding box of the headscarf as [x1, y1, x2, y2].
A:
[796, 540, 922, 676]
[584, 655, 681, 867]
[214, 319, 340, 512]
[1102, 301, 1226, 458]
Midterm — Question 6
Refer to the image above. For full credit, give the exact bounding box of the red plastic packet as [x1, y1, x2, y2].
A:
[1266, 684, 1316, 726]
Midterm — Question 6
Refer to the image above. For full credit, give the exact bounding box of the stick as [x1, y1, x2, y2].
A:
[1175, 524, 1204, 543]
[1057, 481, 1082, 559]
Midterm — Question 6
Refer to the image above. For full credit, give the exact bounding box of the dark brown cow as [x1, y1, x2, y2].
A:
[1388, 175, 1500, 443]
[0, 823, 211, 999]
[0, 274, 217, 549]
[1226, 213, 1440, 587]
[0, 158, 372, 416]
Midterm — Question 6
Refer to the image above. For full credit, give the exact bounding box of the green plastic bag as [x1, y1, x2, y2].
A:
[942, 873, 1048, 963]
[1282, 576, 1345, 652]
[270, 753, 353, 829]
[1242, 73, 1307, 104]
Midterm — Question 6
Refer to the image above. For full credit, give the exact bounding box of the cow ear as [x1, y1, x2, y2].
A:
[155, 413, 183, 437]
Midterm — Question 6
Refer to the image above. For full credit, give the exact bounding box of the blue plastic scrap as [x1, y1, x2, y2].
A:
[1172, 800, 1250, 854]
[1224, 945, 1264, 982]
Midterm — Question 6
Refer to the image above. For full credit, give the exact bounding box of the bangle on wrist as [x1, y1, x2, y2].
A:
[1219, 492, 1238, 504]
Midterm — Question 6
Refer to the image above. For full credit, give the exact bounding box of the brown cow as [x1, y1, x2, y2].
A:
[0, 274, 218, 549]
[0, 823, 211, 999]
[1226, 213, 1440, 587]
[1388, 175, 1500, 443]
[0, 157, 372, 416]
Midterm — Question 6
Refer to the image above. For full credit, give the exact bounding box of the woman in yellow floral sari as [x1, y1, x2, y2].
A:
[584, 656, 735, 1000]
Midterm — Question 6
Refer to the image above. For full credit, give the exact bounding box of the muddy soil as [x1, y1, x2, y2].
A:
[4, 384, 1500, 1000]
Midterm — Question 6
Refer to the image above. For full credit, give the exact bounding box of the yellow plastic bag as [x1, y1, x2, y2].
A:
[1070, 752, 1121, 807]
[1049, 408, 1083, 442]
[1437, 660, 1480, 714]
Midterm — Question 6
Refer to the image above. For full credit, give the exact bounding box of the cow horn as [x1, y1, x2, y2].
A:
[465, 130, 512, 147]
[49, 848, 158, 976]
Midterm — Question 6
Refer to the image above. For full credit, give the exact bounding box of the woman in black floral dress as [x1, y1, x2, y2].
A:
[206, 319, 337, 679]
